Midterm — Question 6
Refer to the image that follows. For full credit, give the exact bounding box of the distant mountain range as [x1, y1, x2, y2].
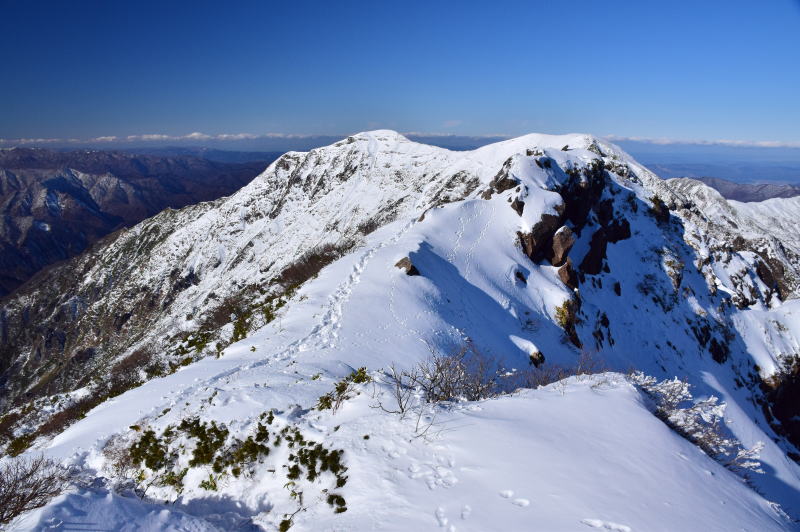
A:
[0, 148, 275, 297]
[643, 161, 800, 184]
[691, 176, 800, 202]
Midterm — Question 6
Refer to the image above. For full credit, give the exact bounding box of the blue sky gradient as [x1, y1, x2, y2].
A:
[1, 0, 799, 143]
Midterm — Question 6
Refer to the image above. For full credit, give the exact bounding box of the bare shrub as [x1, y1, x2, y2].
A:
[37, 398, 95, 437]
[0, 411, 23, 444]
[412, 341, 503, 403]
[0, 455, 70, 525]
[574, 349, 606, 376]
[378, 343, 608, 413]
[374, 343, 611, 440]
[102, 432, 138, 482]
[276, 241, 356, 288]
[502, 349, 606, 392]
[107, 348, 153, 392]
[375, 364, 416, 418]
[200, 296, 239, 332]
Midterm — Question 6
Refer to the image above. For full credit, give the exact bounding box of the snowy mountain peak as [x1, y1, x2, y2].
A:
[2, 132, 800, 529]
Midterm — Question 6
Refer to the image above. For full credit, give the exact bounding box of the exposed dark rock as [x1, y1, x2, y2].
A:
[395, 257, 420, 276]
[728, 236, 795, 302]
[514, 270, 527, 284]
[529, 350, 545, 367]
[580, 229, 608, 275]
[709, 338, 729, 364]
[594, 199, 614, 227]
[557, 259, 579, 290]
[485, 157, 519, 197]
[517, 213, 563, 262]
[761, 359, 800, 459]
[559, 160, 606, 231]
[613, 281, 621, 296]
[548, 226, 575, 267]
[755, 256, 788, 301]
[510, 198, 525, 216]
[579, 217, 631, 275]
[606, 218, 631, 242]
[649, 195, 670, 224]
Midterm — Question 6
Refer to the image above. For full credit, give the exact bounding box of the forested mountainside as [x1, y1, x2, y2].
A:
[0, 148, 273, 296]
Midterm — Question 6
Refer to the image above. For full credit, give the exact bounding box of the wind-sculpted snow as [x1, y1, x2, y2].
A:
[2, 131, 800, 529]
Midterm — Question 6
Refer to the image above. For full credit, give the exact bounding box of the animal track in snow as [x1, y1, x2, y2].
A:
[581, 518, 632, 532]
[435, 507, 447, 526]
[460, 505, 472, 520]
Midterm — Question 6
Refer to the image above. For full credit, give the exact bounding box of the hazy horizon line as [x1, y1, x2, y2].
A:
[1, 131, 800, 150]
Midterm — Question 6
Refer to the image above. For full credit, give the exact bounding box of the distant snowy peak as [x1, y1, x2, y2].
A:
[693, 176, 800, 202]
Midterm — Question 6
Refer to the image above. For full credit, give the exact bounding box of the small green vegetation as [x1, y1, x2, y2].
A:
[326, 493, 347, 513]
[348, 367, 370, 384]
[231, 310, 252, 343]
[7, 433, 35, 457]
[554, 298, 581, 347]
[317, 368, 371, 414]
[130, 429, 168, 470]
[554, 300, 575, 329]
[175, 331, 213, 356]
[177, 418, 229, 467]
[161, 468, 188, 492]
[199, 473, 218, 491]
[110, 408, 347, 516]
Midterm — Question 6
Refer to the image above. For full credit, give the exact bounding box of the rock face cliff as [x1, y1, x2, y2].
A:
[2, 132, 800, 527]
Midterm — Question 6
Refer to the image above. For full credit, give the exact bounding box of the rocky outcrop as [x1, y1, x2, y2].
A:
[558, 259, 578, 290]
[761, 358, 800, 460]
[482, 157, 519, 199]
[580, 217, 631, 276]
[548, 226, 575, 267]
[649, 195, 670, 223]
[518, 214, 563, 263]
[529, 349, 545, 367]
[395, 257, 420, 276]
[510, 198, 525, 216]
[559, 159, 606, 231]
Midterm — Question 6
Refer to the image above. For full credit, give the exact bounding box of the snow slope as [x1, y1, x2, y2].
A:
[16, 377, 792, 531]
[4, 131, 800, 530]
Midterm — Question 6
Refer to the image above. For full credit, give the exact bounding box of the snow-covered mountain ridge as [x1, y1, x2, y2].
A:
[2, 130, 800, 530]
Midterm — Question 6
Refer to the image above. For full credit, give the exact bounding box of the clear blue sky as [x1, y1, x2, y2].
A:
[1, 0, 799, 142]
